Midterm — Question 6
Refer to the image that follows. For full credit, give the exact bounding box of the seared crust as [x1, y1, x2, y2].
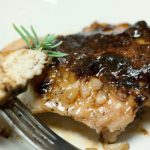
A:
[55, 21, 149, 90]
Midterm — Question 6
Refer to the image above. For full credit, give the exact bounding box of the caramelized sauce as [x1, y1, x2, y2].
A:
[54, 21, 150, 91]
[34, 21, 150, 106]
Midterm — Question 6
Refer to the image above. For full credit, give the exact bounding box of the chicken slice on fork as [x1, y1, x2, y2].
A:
[0, 49, 48, 105]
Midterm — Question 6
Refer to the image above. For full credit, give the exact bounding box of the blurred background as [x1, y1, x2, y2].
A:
[0, 0, 150, 48]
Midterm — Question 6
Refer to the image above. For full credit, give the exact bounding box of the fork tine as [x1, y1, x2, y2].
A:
[13, 98, 57, 143]
[0, 107, 46, 150]
[14, 98, 59, 140]
[0, 98, 78, 150]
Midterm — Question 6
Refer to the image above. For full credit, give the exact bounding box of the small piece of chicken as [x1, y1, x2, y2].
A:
[0, 49, 48, 105]
[104, 142, 129, 150]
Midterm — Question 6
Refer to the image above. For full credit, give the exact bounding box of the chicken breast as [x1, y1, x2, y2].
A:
[0, 49, 48, 105]
[3, 21, 150, 143]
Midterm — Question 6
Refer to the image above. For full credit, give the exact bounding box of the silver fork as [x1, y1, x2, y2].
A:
[0, 97, 79, 150]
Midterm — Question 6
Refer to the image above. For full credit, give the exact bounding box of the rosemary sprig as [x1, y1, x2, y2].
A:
[13, 24, 68, 57]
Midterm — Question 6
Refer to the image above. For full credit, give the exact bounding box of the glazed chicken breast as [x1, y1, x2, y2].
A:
[4, 21, 150, 143]
[0, 49, 48, 105]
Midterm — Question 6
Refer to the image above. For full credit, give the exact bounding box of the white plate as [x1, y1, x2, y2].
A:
[0, 0, 150, 149]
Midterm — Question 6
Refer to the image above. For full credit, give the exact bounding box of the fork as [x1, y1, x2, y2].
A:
[0, 97, 78, 150]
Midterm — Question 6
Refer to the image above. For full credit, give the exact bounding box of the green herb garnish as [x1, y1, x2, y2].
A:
[13, 24, 68, 57]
